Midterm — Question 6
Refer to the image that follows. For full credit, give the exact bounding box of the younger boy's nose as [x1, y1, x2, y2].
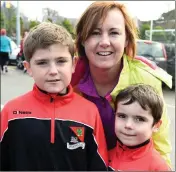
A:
[124, 119, 134, 130]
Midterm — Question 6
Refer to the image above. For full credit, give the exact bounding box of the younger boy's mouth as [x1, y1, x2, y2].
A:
[121, 132, 136, 137]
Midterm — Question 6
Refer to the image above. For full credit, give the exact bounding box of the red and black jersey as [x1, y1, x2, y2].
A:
[108, 139, 171, 171]
[0, 84, 108, 171]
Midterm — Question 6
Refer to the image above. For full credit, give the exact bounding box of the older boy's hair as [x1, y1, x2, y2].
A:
[115, 84, 164, 125]
[23, 22, 75, 62]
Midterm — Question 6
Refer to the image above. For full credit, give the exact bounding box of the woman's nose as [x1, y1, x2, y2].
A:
[99, 34, 110, 48]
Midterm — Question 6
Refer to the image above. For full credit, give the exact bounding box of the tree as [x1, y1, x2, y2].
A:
[0, 11, 6, 28]
[152, 26, 166, 42]
[61, 19, 75, 38]
[2, 5, 16, 36]
[29, 20, 40, 29]
[42, 8, 59, 23]
[139, 23, 150, 39]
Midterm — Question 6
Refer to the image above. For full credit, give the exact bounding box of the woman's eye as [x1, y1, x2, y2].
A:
[110, 32, 119, 35]
[91, 31, 100, 35]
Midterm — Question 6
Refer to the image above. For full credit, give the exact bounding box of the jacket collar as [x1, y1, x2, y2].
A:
[115, 138, 153, 161]
[78, 59, 123, 99]
[32, 84, 74, 107]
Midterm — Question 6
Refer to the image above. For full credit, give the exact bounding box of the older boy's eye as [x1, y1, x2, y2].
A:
[57, 59, 67, 63]
[37, 61, 47, 65]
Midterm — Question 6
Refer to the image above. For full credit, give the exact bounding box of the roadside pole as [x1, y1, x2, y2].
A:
[149, 19, 153, 41]
[16, 1, 20, 46]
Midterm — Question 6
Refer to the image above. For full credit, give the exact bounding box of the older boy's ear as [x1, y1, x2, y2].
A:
[153, 120, 162, 133]
[23, 61, 32, 77]
[72, 57, 77, 73]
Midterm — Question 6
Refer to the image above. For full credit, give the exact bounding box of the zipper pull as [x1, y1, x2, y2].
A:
[50, 97, 54, 103]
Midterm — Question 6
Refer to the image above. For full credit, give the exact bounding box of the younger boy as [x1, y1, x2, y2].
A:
[0, 22, 108, 171]
[108, 84, 171, 171]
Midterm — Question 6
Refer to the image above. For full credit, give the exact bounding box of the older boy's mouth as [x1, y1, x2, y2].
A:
[47, 79, 60, 82]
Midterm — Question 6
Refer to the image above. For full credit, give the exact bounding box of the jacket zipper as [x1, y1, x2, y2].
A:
[50, 97, 55, 144]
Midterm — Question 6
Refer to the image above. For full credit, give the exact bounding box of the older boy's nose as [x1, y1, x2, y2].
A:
[49, 64, 58, 75]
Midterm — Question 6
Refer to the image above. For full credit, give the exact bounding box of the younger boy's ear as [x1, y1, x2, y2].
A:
[23, 61, 32, 77]
[153, 120, 162, 133]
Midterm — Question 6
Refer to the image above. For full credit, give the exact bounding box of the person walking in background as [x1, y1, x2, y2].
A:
[0, 28, 12, 73]
[17, 30, 29, 73]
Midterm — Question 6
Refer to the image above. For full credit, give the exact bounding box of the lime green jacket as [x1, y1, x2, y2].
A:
[110, 55, 172, 167]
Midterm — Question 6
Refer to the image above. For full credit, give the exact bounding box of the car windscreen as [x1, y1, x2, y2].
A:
[10, 40, 17, 50]
[136, 41, 164, 58]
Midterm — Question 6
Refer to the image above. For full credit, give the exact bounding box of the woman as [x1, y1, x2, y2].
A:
[0, 29, 12, 73]
[71, 1, 172, 167]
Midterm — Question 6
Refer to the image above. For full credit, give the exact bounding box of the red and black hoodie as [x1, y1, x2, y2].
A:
[0, 84, 108, 171]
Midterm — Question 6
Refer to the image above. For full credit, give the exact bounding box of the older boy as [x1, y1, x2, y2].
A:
[108, 84, 171, 171]
[0, 22, 108, 171]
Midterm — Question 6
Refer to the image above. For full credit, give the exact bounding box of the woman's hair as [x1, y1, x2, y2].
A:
[76, 1, 139, 59]
[1, 29, 7, 35]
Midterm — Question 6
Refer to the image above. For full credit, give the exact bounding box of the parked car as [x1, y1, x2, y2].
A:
[8, 40, 20, 65]
[165, 43, 175, 88]
[136, 40, 167, 72]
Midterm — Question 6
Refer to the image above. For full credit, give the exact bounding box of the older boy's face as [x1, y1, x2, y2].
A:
[115, 100, 160, 146]
[24, 43, 75, 94]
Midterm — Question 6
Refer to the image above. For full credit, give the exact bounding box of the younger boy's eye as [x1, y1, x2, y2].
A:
[117, 114, 126, 119]
[37, 61, 47, 65]
[135, 117, 145, 122]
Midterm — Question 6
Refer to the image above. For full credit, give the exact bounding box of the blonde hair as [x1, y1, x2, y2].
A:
[76, 1, 139, 59]
[24, 22, 75, 62]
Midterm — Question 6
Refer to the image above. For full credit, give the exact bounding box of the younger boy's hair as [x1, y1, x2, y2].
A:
[23, 22, 75, 62]
[115, 84, 164, 125]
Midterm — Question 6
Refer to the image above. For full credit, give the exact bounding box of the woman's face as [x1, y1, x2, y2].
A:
[84, 9, 127, 69]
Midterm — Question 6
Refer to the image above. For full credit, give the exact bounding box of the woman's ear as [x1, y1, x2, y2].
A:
[125, 39, 128, 48]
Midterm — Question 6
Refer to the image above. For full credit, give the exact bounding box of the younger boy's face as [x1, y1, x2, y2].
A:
[115, 100, 160, 146]
[24, 43, 75, 94]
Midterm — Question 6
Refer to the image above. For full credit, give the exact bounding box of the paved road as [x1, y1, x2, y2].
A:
[1, 66, 175, 170]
